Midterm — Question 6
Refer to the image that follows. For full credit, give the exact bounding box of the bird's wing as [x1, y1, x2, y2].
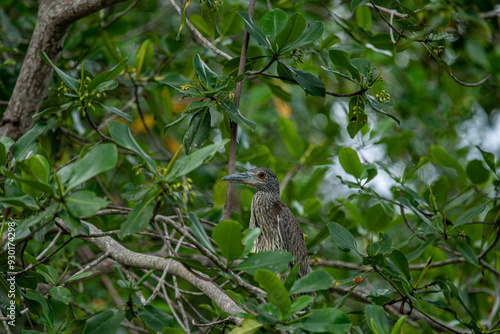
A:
[277, 203, 311, 278]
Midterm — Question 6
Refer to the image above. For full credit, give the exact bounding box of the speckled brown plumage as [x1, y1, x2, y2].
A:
[223, 167, 311, 279]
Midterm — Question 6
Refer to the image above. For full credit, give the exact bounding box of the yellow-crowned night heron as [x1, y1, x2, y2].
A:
[223, 167, 311, 279]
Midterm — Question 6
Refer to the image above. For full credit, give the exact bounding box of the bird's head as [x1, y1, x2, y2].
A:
[222, 167, 280, 194]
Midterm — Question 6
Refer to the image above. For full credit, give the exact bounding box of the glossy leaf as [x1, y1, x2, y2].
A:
[328, 49, 360, 80]
[108, 121, 156, 173]
[466, 160, 489, 184]
[453, 201, 487, 228]
[118, 189, 160, 239]
[254, 269, 291, 319]
[39, 51, 79, 92]
[365, 305, 389, 334]
[165, 140, 228, 180]
[282, 63, 325, 97]
[49, 286, 72, 305]
[289, 270, 333, 294]
[230, 319, 263, 334]
[275, 13, 306, 52]
[347, 96, 368, 138]
[339, 147, 362, 179]
[95, 102, 133, 122]
[456, 240, 481, 270]
[389, 250, 411, 282]
[87, 58, 127, 93]
[259, 9, 288, 41]
[212, 220, 244, 262]
[83, 309, 125, 334]
[66, 190, 108, 217]
[58, 143, 118, 191]
[13, 121, 47, 162]
[476, 146, 495, 173]
[193, 54, 218, 88]
[242, 227, 261, 256]
[188, 211, 215, 252]
[238, 11, 271, 50]
[284, 21, 325, 52]
[236, 250, 294, 275]
[327, 222, 357, 253]
[220, 100, 256, 131]
[390, 316, 407, 334]
[294, 308, 351, 333]
[136, 305, 173, 331]
[135, 39, 153, 80]
[183, 108, 211, 154]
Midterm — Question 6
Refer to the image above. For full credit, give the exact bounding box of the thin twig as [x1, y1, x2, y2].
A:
[101, 0, 139, 29]
[35, 230, 62, 260]
[167, 0, 231, 60]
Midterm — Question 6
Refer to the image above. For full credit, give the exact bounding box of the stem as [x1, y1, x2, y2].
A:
[223, 0, 256, 221]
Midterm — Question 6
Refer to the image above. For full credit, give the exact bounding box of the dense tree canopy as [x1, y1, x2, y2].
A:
[1, 0, 499, 333]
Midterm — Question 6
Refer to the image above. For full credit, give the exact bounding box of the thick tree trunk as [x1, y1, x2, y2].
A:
[0, 0, 126, 141]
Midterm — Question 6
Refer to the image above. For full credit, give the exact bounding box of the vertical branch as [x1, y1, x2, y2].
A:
[223, 0, 256, 220]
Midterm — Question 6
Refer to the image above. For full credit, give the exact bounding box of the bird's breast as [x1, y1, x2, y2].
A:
[250, 192, 285, 253]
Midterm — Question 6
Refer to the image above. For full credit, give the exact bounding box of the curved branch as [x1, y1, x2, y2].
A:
[56, 219, 245, 325]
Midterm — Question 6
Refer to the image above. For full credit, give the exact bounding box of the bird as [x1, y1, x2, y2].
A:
[222, 167, 311, 280]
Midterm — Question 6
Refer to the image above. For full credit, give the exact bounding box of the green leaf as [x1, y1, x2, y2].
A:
[365, 305, 389, 334]
[351, 0, 369, 11]
[476, 146, 495, 173]
[108, 121, 156, 174]
[289, 270, 333, 294]
[355, 6, 372, 31]
[223, 56, 265, 77]
[282, 63, 325, 97]
[259, 9, 288, 42]
[430, 145, 466, 177]
[347, 96, 368, 138]
[183, 108, 211, 155]
[83, 309, 125, 334]
[58, 143, 118, 191]
[284, 21, 325, 52]
[285, 295, 314, 318]
[456, 240, 481, 271]
[164, 113, 188, 132]
[294, 308, 351, 333]
[230, 319, 263, 334]
[95, 102, 133, 122]
[60, 208, 82, 236]
[319, 33, 340, 49]
[13, 122, 47, 162]
[389, 250, 411, 282]
[63, 271, 100, 283]
[466, 160, 489, 184]
[236, 250, 294, 275]
[277, 117, 305, 159]
[304, 197, 322, 216]
[212, 220, 244, 262]
[405, 156, 431, 180]
[306, 223, 330, 249]
[339, 147, 362, 179]
[454, 201, 487, 228]
[275, 13, 306, 52]
[390, 316, 407, 334]
[220, 100, 256, 131]
[328, 49, 360, 80]
[136, 305, 173, 331]
[201, 3, 218, 39]
[118, 189, 161, 239]
[165, 140, 228, 180]
[327, 222, 357, 253]
[193, 54, 218, 88]
[135, 39, 153, 80]
[284, 263, 301, 291]
[39, 51, 79, 92]
[365, 204, 391, 232]
[49, 286, 72, 305]
[188, 211, 215, 252]
[254, 269, 291, 320]
[66, 190, 108, 217]
[87, 58, 127, 93]
[0, 142, 6, 167]
[33, 102, 74, 119]
[242, 228, 261, 256]
[446, 281, 478, 321]
[238, 12, 272, 50]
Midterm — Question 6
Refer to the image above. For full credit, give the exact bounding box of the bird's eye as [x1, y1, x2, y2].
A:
[258, 172, 266, 179]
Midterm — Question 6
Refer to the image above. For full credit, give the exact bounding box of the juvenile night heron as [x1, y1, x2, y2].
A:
[223, 167, 311, 279]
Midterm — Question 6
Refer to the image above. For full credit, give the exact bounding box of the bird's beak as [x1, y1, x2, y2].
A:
[222, 172, 254, 184]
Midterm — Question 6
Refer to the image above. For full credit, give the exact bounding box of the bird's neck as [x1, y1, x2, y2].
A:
[254, 190, 281, 202]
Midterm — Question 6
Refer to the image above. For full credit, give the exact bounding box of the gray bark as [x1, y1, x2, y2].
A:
[57, 219, 245, 325]
[0, 0, 127, 141]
